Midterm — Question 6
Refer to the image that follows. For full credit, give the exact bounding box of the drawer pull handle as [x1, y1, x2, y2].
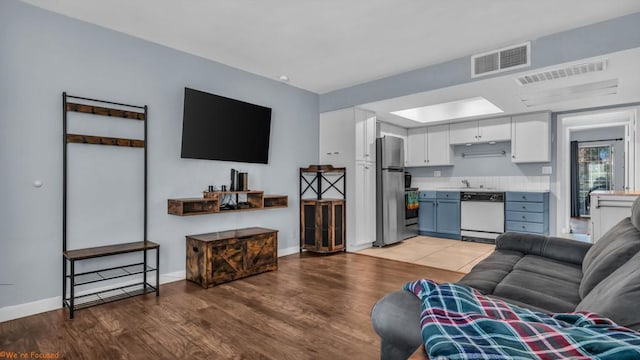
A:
[193, 246, 199, 253]
[522, 196, 527, 200]
[522, 226, 526, 229]
[522, 206, 526, 209]
[522, 216, 526, 219]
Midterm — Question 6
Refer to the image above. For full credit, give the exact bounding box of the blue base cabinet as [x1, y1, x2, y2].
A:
[419, 191, 461, 240]
[505, 192, 549, 235]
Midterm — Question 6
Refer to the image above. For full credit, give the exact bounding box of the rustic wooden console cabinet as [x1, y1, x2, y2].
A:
[186, 227, 278, 288]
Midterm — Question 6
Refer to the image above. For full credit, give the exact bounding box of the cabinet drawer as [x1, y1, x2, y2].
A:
[506, 192, 545, 202]
[506, 221, 544, 234]
[506, 211, 543, 223]
[506, 201, 544, 213]
[419, 191, 437, 200]
[437, 191, 460, 200]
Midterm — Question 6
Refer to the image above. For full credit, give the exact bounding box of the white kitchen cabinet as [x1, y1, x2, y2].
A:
[320, 108, 355, 166]
[355, 108, 377, 162]
[319, 107, 377, 251]
[427, 124, 453, 166]
[449, 121, 478, 144]
[406, 125, 452, 166]
[590, 191, 640, 242]
[511, 112, 551, 163]
[407, 128, 427, 166]
[450, 117, 511, 145]
[480, 117, 511, 143]
[354, 161, 376, 246]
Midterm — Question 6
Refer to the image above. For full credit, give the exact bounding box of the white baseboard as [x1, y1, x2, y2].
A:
[0, 270, 186, 323]
[279, 246, 300, 257]
[0, 296, 62, 323]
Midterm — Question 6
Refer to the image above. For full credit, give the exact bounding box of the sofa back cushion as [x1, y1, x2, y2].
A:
[576, 250, 640, 330]
[580, 217, 640, 298]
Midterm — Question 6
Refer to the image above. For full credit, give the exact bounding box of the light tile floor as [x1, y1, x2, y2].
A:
[357, 236, 495, 274]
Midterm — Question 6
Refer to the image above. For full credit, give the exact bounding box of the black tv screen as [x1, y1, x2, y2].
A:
[181, 87, 272, 164]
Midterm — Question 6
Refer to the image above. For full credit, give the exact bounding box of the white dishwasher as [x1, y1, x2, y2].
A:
[460, 192, 505, 242]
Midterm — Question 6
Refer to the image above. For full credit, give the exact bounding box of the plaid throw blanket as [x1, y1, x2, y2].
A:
[404, 279, 640, 359]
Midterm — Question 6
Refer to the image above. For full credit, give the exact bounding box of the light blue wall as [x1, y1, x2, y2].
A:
[407, 142, 547, 178]
[0, 1, 319, 308]
[320, 12, 640, 111]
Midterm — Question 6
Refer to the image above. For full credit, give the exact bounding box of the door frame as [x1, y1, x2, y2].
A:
[556, 107, 638, 235]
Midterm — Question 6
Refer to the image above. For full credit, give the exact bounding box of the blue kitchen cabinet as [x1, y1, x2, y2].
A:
[419, 191, 461, 239]
[505, 192, 549, 235]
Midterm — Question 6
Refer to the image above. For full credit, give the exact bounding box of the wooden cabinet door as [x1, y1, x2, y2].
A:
[419, 199, 437, 232]
[407, 128, 427, 166]
[449, 121, 478, 145]
[211, 242, 244, 284]
[355, 108, 377, 162]
[479, 116, 511, 143]
[426, 124, 452, 166]
[320, 108, 354, 165]
[511, 112, 551, 163]
[354, 162, 376, 247]
[245, 233, 277, 271]
[436, 200, 461, 235]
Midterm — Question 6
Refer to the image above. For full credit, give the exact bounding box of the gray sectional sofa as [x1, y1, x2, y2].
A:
[371, 197, 640, 360]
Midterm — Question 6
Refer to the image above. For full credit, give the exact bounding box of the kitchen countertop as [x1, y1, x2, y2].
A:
[590, 190, 640, 196]
[421, 188, 550, 193]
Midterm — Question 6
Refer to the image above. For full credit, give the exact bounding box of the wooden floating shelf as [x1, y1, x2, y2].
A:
[168, 191, 288, 216]
[67, 102, 145, 120]
[66, 134, 145, 148]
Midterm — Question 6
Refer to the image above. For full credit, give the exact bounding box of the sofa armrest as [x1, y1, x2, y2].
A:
[496, 232, 592, 265]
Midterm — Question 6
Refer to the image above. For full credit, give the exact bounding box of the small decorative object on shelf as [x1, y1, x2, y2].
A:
[299, 165, 346, 253]
[168, 190, 287, 215]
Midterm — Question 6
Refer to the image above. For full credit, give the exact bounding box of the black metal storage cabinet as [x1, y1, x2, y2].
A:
[299, 165, 346, 253]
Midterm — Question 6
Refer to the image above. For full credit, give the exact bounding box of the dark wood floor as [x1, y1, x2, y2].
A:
[0, 253, 463, 359]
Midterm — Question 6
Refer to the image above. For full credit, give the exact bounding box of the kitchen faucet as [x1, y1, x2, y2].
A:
[462, 179, 470, 188]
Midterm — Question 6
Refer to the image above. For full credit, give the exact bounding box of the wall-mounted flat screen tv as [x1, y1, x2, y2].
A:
[181, 87, 272, 164]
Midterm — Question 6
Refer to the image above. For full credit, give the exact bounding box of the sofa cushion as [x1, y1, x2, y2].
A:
[576, 251, 640, 330]
[580, 217, 640, 298]
[492, 269, 581, 313]
[496, 232, 591, 265]
[370, 290, 422, 359]
[459, 249, 523, 294]
[514, 255, 582, 284]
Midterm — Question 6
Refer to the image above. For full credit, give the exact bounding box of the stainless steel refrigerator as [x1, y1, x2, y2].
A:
[374, 136, 413, 246]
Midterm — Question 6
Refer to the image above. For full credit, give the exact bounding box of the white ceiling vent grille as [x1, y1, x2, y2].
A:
[471, 42, 530, 78]
[516, 59, 608, 85]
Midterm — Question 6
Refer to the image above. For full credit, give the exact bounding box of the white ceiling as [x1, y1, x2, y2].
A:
[365, 48, 640, 128]
[19, 0, 640, 94]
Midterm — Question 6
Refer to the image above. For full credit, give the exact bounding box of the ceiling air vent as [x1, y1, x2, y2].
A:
[472, 42, 530, 78]
[516, 59, 608, 86]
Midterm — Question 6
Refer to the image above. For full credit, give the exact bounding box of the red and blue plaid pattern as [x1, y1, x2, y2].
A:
[404, 279, 640, 359]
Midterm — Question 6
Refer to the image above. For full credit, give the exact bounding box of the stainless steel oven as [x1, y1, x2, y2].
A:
[405, 188, 419, 236]
[461, 191, 505, 242]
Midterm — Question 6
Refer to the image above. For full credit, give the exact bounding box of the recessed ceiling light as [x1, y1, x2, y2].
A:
[390, 97, 503, 123]
[279, 75, 289, 82]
